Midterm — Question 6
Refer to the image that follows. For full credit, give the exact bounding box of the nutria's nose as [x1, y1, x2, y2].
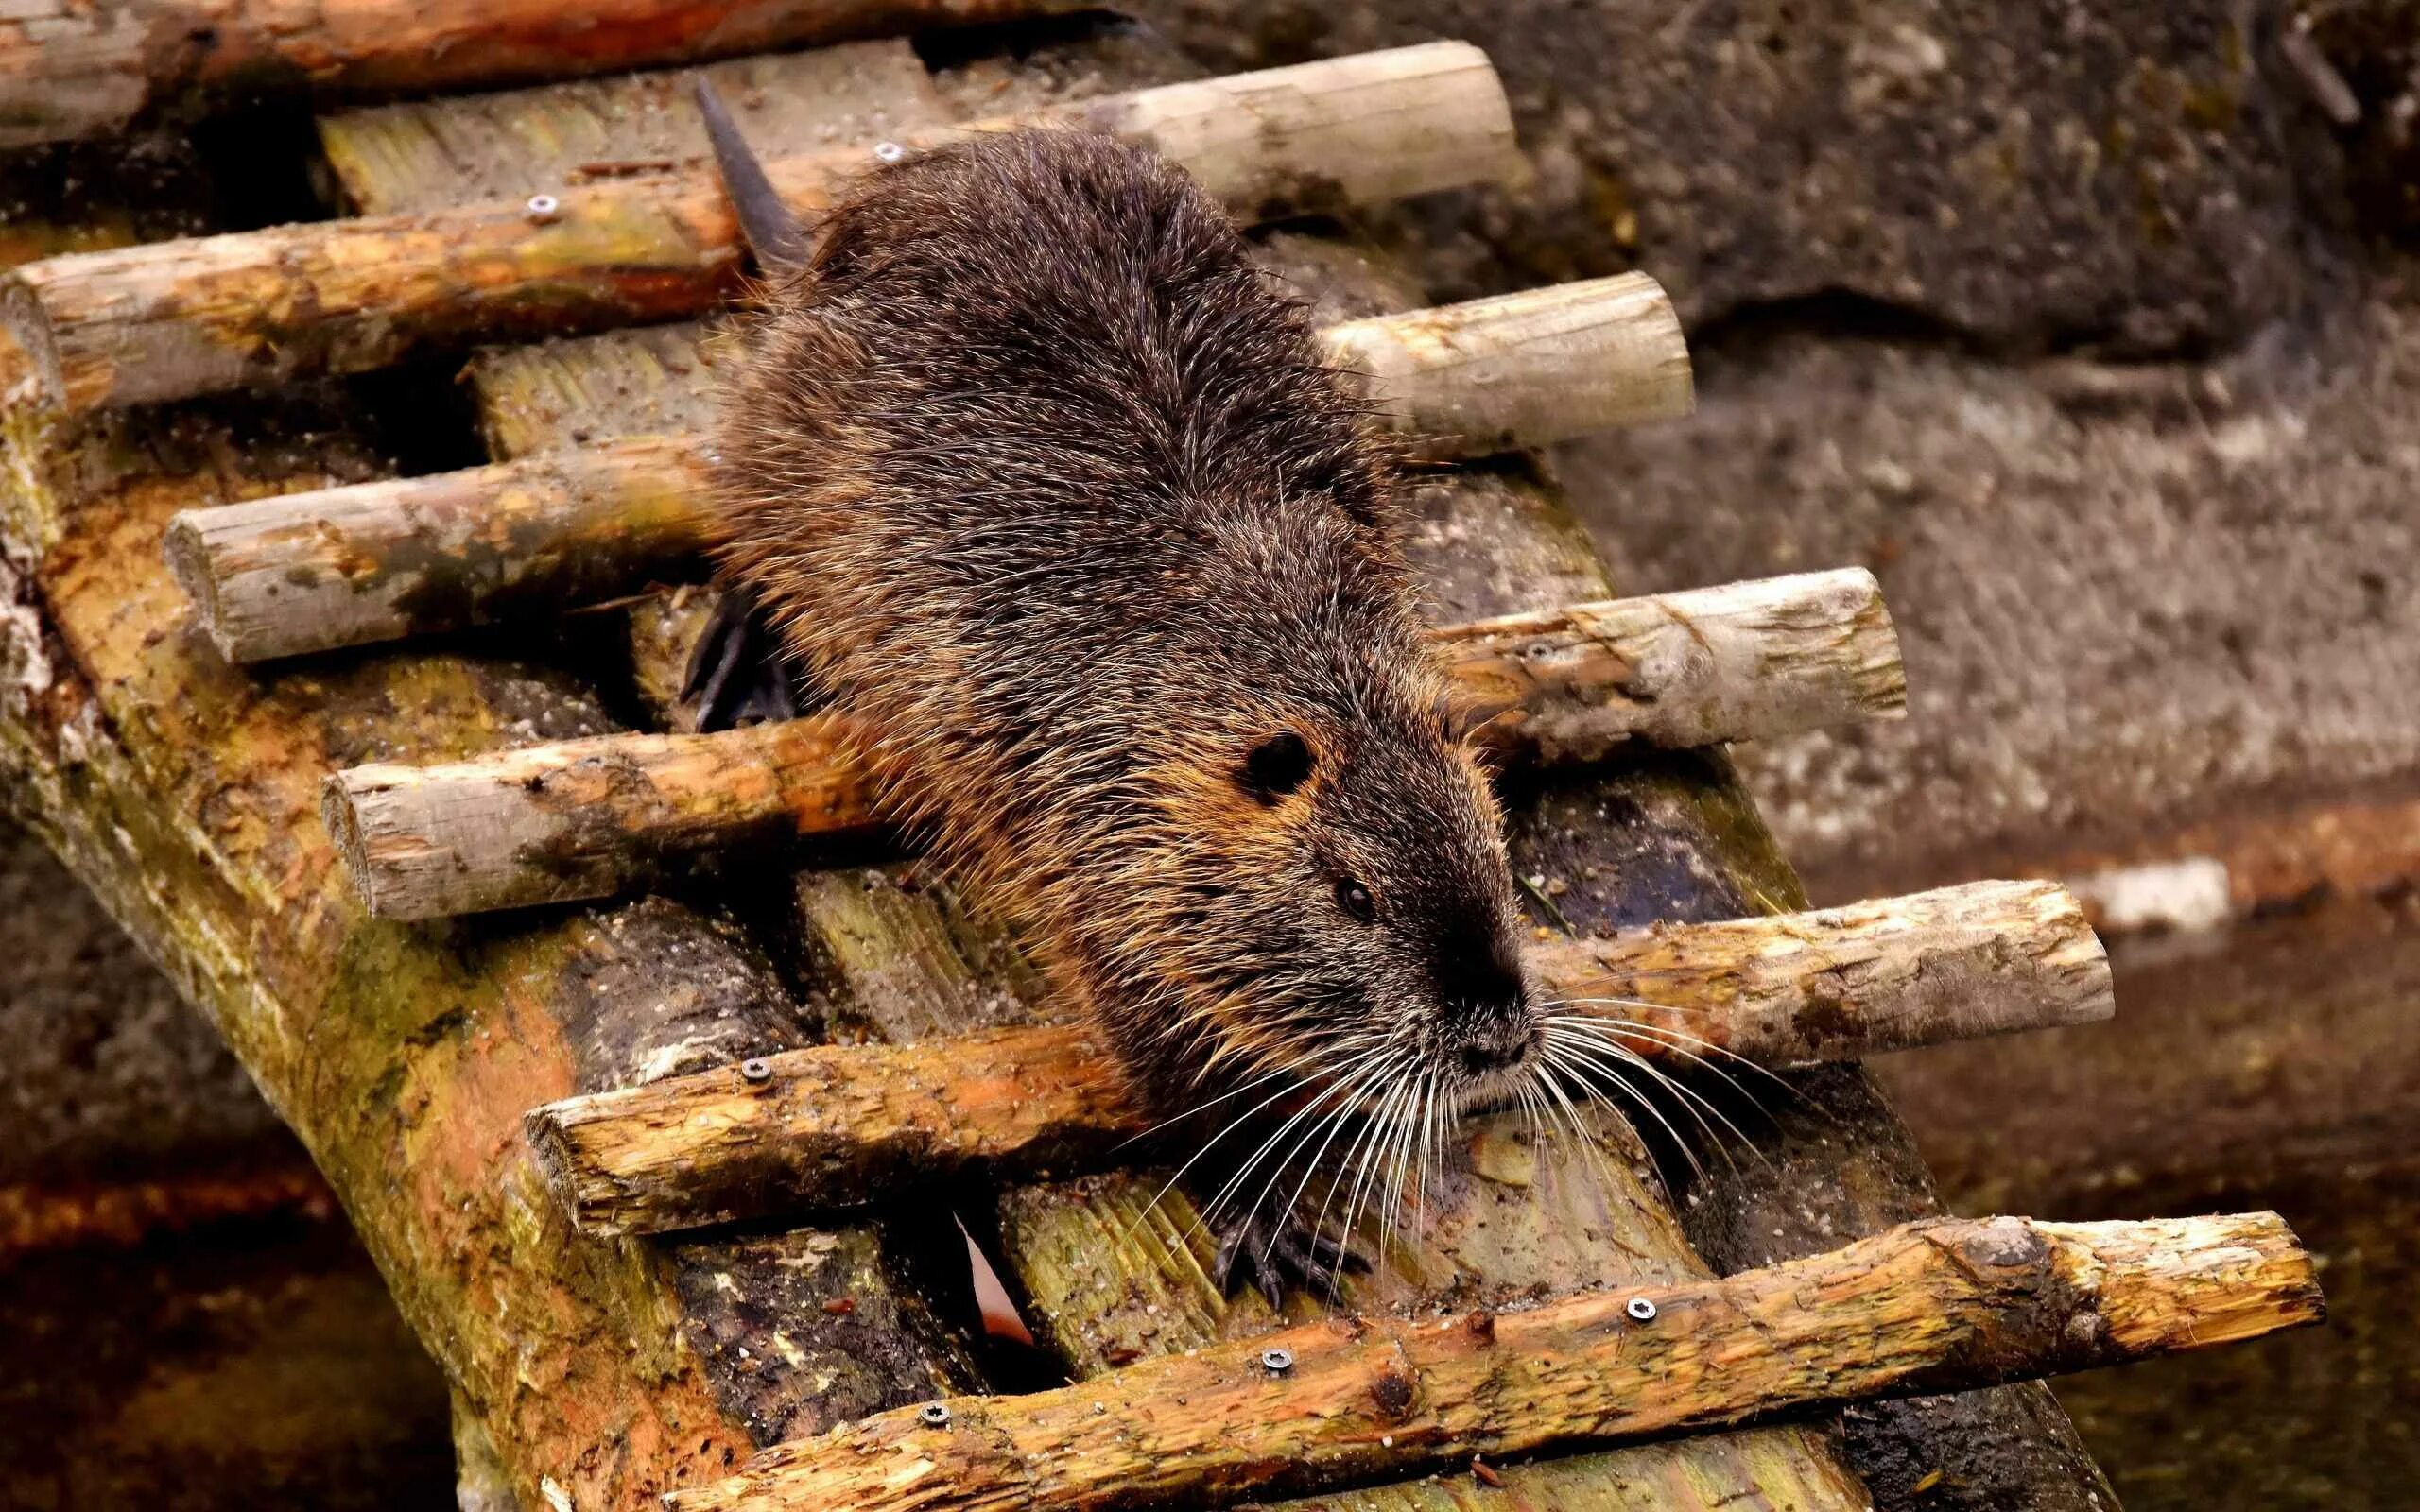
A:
[1457, 1022, 1540, 1079]
[1435, 931, 1536, 1077]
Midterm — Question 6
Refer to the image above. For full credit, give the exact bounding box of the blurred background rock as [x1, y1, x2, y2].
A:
[5, 0, 2415, 1504]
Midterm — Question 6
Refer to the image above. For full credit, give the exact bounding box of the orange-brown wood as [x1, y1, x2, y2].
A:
[0, 0, 1080, 149]
[527, 880, 2110, 1236]
[664, 1211, 2321, 1512]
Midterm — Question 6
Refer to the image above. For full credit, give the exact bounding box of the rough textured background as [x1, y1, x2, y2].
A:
[0, 820, 281, 1185]
[7, 0, 2420, 1506]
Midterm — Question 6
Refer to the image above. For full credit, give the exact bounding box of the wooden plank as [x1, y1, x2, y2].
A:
[0, 43, 1521, 416]
[523, 880, 2112, 1237]
[666, 1212, 2321, 1512]
[322, 573, 1904, 919]
[0, 0, 1077, 149]
[319, 42, 949, 215]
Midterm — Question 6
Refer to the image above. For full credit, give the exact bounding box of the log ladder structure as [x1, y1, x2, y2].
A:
[0, 10, 2322, 1512]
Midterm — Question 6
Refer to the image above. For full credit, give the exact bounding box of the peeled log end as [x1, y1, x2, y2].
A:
[161, 511, 239, 662]
[2045, 1211, 2326, 1356]
[0, 271, 66, 414]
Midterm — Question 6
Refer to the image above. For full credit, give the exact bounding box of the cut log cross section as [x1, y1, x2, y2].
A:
[662, 1212, 2322, 1512]
[164, 273, 1694, 664]
[524, 879, 2113, 1237]
[322, 569, 1906, 919]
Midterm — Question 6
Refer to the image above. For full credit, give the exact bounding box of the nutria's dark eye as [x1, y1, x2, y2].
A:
[1334, 878, 1376, 922]
[1238, 731, 1314, 804]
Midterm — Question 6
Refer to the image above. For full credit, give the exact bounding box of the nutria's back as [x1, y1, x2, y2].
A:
[707, 128, 1539, 1282]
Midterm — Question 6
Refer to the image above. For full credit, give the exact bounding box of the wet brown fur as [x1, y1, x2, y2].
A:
[709, 129, 1538, 1146]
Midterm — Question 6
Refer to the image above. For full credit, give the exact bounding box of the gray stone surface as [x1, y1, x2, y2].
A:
[1148, 0, 2349, 353]
[1556, 288, 2420, 897]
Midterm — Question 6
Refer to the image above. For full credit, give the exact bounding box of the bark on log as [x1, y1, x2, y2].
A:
[165, 437, 714, 662]
[665, 1212, 2320, 1512]
[167, 276, 1697, 662]
[522, 880, 2109, 1235]
[322, 572, 1903, 918]
[0, 0, 1076, 150]
[0, 43, 1519, 416]
[325, 716, 877, 919]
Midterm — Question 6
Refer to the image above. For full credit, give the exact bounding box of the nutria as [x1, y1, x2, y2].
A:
[688, 87, 1543, 1298]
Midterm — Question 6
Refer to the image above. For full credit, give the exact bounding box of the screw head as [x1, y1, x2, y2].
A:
[873, 141, 907, 163]
[739, 1057, 773, 1083]
[525, 193, 562, 222]
[1625, 1296, 1658, 1322]
[1259, 1347, 1294, 1373]
[918, 1402, 952, 1427]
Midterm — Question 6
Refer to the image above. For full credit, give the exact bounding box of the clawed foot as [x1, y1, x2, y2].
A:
[680, 585, 808, 731]
[1209, 1204, 1365, 1308]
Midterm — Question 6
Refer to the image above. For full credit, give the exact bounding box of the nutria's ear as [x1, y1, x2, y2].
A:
[1236, 731, 1314, 804]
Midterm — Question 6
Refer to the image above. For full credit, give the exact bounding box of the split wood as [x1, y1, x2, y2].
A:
[662, 1211, 2321, 1512]
[0, 43, 1518, 414]
[527, 878, 2108, 1237]
[168, 274, 1691, 662]
[325, 569, 1906, 919]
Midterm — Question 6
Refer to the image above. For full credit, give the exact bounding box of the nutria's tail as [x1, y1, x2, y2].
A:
[694, 79, 808, 271]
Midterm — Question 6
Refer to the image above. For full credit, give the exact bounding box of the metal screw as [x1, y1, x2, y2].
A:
[739, 1057, 772, 1083]
[1625, 1297, 1657, 1322]
[873, 141, 907, 163]
[1259, 1347, 1294, 1373]
[525, 193, 562, 223]
[918, 1402, 952, 1427]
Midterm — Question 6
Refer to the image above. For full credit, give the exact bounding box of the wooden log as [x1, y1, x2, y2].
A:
[1446, 566, 1902, 762]
[168, 277, 1698, 662]
[1549, 876, 2111, 1066]
[1326, 274, 1693, 455]
[664, 1211, 2321, 1512]
[323, 716, 876, 919]
[0, 43, 1519, 416]
[165, 436, 713, 662]
[323, 571, 1902, 918]
[0, 0, 1076, 150]
[523, 879, 2109, 1236]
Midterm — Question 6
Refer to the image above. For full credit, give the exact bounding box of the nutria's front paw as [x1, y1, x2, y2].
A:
[1209, 1205, 1363, 1308]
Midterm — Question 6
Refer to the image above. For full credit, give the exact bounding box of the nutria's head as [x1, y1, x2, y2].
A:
[1085, 593, 1542, 1134]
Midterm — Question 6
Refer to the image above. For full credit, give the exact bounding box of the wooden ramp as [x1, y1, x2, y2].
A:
[0, 12, 2321, 1512]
